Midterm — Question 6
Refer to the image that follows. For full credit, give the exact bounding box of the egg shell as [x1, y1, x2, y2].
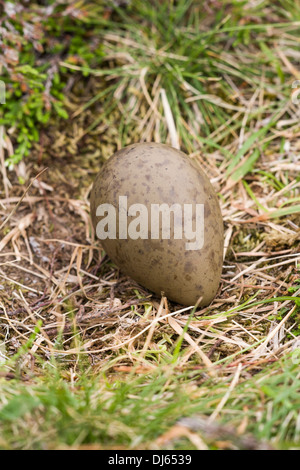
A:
[90, 143, 224, 306]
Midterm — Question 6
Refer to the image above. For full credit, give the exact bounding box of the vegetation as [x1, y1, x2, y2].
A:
[0, 0, 299, 450]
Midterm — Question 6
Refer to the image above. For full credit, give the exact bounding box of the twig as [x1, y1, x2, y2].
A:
[0, 167, 48, 232]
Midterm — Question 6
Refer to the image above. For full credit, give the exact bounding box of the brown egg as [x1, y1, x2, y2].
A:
[90, 143, 223, 306]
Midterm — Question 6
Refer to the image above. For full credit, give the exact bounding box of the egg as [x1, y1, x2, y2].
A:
[90, 143, 224, 306]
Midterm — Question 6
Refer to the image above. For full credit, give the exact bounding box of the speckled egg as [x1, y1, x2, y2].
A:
[90, 143, 223, 306]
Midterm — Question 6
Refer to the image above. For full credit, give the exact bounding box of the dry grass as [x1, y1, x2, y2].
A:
[0, 94, 299, 375]
[0, 0, 299, 449]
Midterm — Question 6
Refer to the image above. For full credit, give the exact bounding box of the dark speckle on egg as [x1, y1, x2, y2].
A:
[90, 142, 224, 306]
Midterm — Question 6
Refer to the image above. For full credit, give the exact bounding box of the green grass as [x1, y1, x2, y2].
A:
[0, 0, 300, 451]
[2, 0, 300, 162]
[0, 351, 299, 450]
[61, 0, 299, 152]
